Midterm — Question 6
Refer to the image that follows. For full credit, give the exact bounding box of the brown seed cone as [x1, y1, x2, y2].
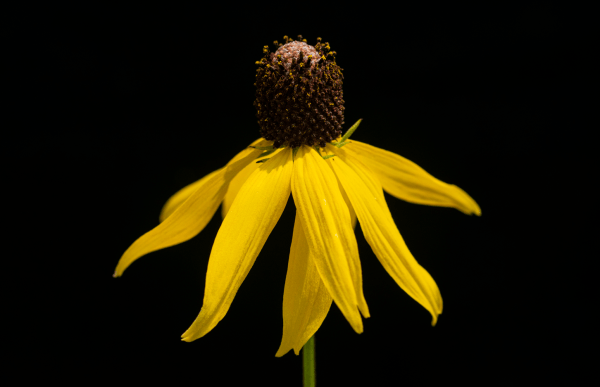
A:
[254, 36, 345, 148]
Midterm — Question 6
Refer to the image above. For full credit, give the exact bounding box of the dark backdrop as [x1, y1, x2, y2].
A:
[28, 4, 567, 385]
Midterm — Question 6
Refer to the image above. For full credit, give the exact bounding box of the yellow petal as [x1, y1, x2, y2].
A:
[276, 213, 333, 357]
[327, 144, 443, 325]
[291, 146, 368, 334]
[222, 142, 278, 219]
[115, 146, 262, 277]
[325, 147, 357, 228]
[337, 175, 357, 229]
[160, 138, 266, 222]
[346, 140, 481, 216]
[182, 148, 293, 341]
[159, 170, 220, 223]
[222, 161, 259, 219]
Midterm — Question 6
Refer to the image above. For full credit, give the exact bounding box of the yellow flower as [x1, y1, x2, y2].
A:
[115, 36, 481, 357]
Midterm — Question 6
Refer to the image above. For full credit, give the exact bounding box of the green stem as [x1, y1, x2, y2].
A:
[302, 335, 316, 387]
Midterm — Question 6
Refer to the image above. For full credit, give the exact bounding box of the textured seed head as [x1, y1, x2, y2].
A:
[254, 35, 345, 148]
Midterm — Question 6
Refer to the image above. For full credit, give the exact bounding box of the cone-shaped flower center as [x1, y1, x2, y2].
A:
[254, 35, 345, 148]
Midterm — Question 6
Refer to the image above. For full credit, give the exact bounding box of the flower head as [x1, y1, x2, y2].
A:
[115, 35, 481, 357]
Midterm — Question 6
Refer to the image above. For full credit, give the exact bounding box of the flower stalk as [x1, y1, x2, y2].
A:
[302, 335, 316, 387]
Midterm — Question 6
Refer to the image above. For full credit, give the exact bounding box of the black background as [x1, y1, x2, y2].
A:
[25, 3, 571, 385]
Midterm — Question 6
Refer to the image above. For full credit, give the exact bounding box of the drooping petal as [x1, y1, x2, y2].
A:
[182, 148, 293, 341]
[327, 144, 443, 325]
[325, 150, 357, 228]
[222, 160, 259, 219]
[276, 214, 333, 357]
[115, 145, 263, 277]
[346, 140, 481, 216]
[291, 146, 368, 334]
[159, 169, 221, 223]
[221, 144, 278, 219]
[337, 176, 357, 229]
[160, 138, 267, 222]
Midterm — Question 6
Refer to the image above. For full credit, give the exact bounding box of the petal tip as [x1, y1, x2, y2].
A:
[466, 195, 481, 216]
[275, 347, 289, 357]
[113, 265, 125, 277]
[359, 304, 371, 319]
[275, 340, 292, 357]
[352, 320, 364, 334]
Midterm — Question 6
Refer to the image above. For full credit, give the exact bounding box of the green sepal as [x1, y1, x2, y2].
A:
[339, 118, 362, 144]
[256, 158, 270, 164]
[322, 155, 335, 160]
